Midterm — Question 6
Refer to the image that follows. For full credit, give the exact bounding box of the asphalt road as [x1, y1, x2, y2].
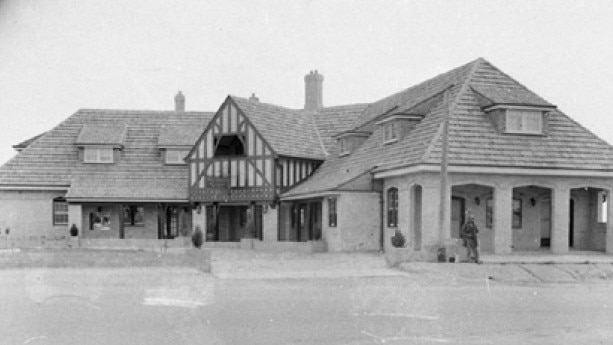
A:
[1, 267, 612, 345]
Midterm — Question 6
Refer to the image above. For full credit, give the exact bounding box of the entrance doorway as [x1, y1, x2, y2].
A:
[451, 197, 465, 239]
[540, 198, 551, 247]
[205, 204, 262, 241]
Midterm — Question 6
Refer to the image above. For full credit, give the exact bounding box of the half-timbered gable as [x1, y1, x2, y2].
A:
[188, 96, 325, 203]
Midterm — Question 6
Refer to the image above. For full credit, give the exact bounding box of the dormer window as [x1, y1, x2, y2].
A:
[375, 114, 423, 145]
[383, 122, 397, 143]
[505, 109, 542, 134]
[165, 149, 190, 164]
[84, 147, 114, 163]
[334, 131, 370, 156]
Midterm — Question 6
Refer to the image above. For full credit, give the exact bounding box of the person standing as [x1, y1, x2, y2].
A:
[461, 214, 481, 264]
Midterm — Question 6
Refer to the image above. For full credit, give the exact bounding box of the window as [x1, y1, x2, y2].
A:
[166, 149, 189, 164]
[53, 197, 68, 225]
[328, 197, 337, 227]
[84, 147, 113, 163]
[506, 110, 542, 134]
[124, 205, 144, 226]
[90, 207, 111, 230]
[383, 122, 397, 143]
[338, 139, 349, 155]
[214, 135, 245, 157]
[512, 198, 522, 229]
[598, 191, 608, 223]
[387, 188, 399, 227]
[486, 198, 493, 228]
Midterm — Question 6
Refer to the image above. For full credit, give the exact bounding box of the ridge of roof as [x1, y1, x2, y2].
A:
[77, 108, 212, 115]
[422, 59, 483, 163]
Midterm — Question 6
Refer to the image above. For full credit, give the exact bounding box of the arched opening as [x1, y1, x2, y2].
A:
[410, 184, 422, 251]
[451, 184, 494, 253]
[569, 187, 608, 252]
[512, 185, 552, 251]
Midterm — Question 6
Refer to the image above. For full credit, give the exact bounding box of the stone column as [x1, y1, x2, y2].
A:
[421, 184, 441, 249]
[67, 204, 83, 238]
[551, 187, 570, 254]
[606, 189, 613, 254]
[494, 184, 513, 254]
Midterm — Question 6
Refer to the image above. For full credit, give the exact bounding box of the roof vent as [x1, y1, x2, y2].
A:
[249, 93, 259, 102]
[174, 91, 185, 112]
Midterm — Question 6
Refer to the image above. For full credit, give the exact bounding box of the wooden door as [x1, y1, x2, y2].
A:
[451, 197, 465, 239]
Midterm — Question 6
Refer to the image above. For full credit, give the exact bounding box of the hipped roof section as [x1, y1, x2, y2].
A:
[75, 124, 127, 146]
[284, 57, 613, 198]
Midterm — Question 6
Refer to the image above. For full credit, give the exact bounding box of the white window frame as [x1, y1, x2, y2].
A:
[383, 122, 397, 144]
[84, 147, 114, 163]
[505, 110, 543, 134]
[165, 149, 189, 164]
[52, 198, 68, 225]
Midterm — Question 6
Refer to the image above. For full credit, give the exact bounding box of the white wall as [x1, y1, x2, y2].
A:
[0, 190, 68, 238]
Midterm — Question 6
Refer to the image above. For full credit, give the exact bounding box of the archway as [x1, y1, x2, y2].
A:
[451, 184, 494, 253]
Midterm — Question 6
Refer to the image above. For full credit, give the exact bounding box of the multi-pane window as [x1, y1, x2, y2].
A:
[387, 188, 399, 227]
[84, 147, 113, 163]
[506, 110, 542, 134]
[124, 205, 145, 226]
[512, 198, 522, 229]
[53, 197, 68, 225]
[328, 197, 337, 227]
[166, 149, 189, 164]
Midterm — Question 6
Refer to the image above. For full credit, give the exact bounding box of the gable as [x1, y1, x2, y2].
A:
[188, 97, 274, 163]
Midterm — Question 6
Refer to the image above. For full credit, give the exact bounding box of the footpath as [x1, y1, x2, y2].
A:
[2, 248, 613, 285]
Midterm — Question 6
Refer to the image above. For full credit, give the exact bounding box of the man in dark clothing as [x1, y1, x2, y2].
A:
[461, 215, 480, 264]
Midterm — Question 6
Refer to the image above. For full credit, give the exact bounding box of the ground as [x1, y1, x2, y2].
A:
[1, 250, 613, 344]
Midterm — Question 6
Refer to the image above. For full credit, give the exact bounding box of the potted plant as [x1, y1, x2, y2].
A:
[192, 226, 203, 249]
[386, 230, 411, 267]
[68, 224, 80, 248]
[70, 224, 79, 237]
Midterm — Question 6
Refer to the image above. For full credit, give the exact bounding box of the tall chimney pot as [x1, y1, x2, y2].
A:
[304, 70, 323, 111]
[175, 91, 185, 112]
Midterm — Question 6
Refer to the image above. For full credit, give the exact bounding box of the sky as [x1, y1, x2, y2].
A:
[0, 0, 612, 165]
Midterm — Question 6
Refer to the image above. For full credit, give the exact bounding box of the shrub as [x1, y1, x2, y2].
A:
[69, 224, 79, 237]
[390, 229, 406, 248]
[192, 226, 203, 248]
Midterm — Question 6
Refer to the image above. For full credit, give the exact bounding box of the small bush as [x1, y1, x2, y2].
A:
[69, 224, 79, 237]
[192, 226, 203, 248]
[390, 229, 406, 248]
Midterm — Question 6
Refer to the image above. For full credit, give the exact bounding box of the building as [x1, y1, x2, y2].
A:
[0, 93, 213, 244]
[2, 58, 613, 258]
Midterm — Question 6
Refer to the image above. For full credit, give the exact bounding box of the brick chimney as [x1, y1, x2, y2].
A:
[174, 91, 185, 112]
[304, 70, 323, 111]
[249, 93, 259, 102]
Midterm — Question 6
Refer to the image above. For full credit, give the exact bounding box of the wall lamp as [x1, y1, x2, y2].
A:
[530, 198, 536, 206]
[474, 197, 480, 206]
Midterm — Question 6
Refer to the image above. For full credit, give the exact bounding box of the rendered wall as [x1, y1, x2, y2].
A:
[0, 190, 68, 238]
[337, 192, 380, 251]
[262, 206, 278, 242]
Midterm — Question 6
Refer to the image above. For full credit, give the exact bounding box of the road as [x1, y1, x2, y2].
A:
[1, 267, 612, 344]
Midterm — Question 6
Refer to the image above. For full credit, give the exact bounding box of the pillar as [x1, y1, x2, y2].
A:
[551, 187, 570, 254]
[68, 204, 83, 238]
[421, 184, 441, 248]
[262, 205, 278, 242]
[193, 205, 207, 240]
[606, 189, 613, 254]
[494, 184, 512, 254]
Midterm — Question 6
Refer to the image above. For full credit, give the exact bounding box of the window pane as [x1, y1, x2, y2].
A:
[523, 112, 542, 132]
[99, 148, 113, 162]
[134, 206, 144, 225]
[84, 148, 97, 162]
[506, 111, 522, 131]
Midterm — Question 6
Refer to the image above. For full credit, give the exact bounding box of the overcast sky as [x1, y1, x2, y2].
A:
[0, 0, 612, 165]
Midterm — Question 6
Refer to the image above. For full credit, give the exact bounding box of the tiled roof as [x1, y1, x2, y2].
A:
[285, 58, 613, 198]
[158, 125, 204, 147]
[231, 96, 365, 160]
[75, 124, 127, 146]
[0, 109, 214, 200]
[12, 132, 46, 150]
